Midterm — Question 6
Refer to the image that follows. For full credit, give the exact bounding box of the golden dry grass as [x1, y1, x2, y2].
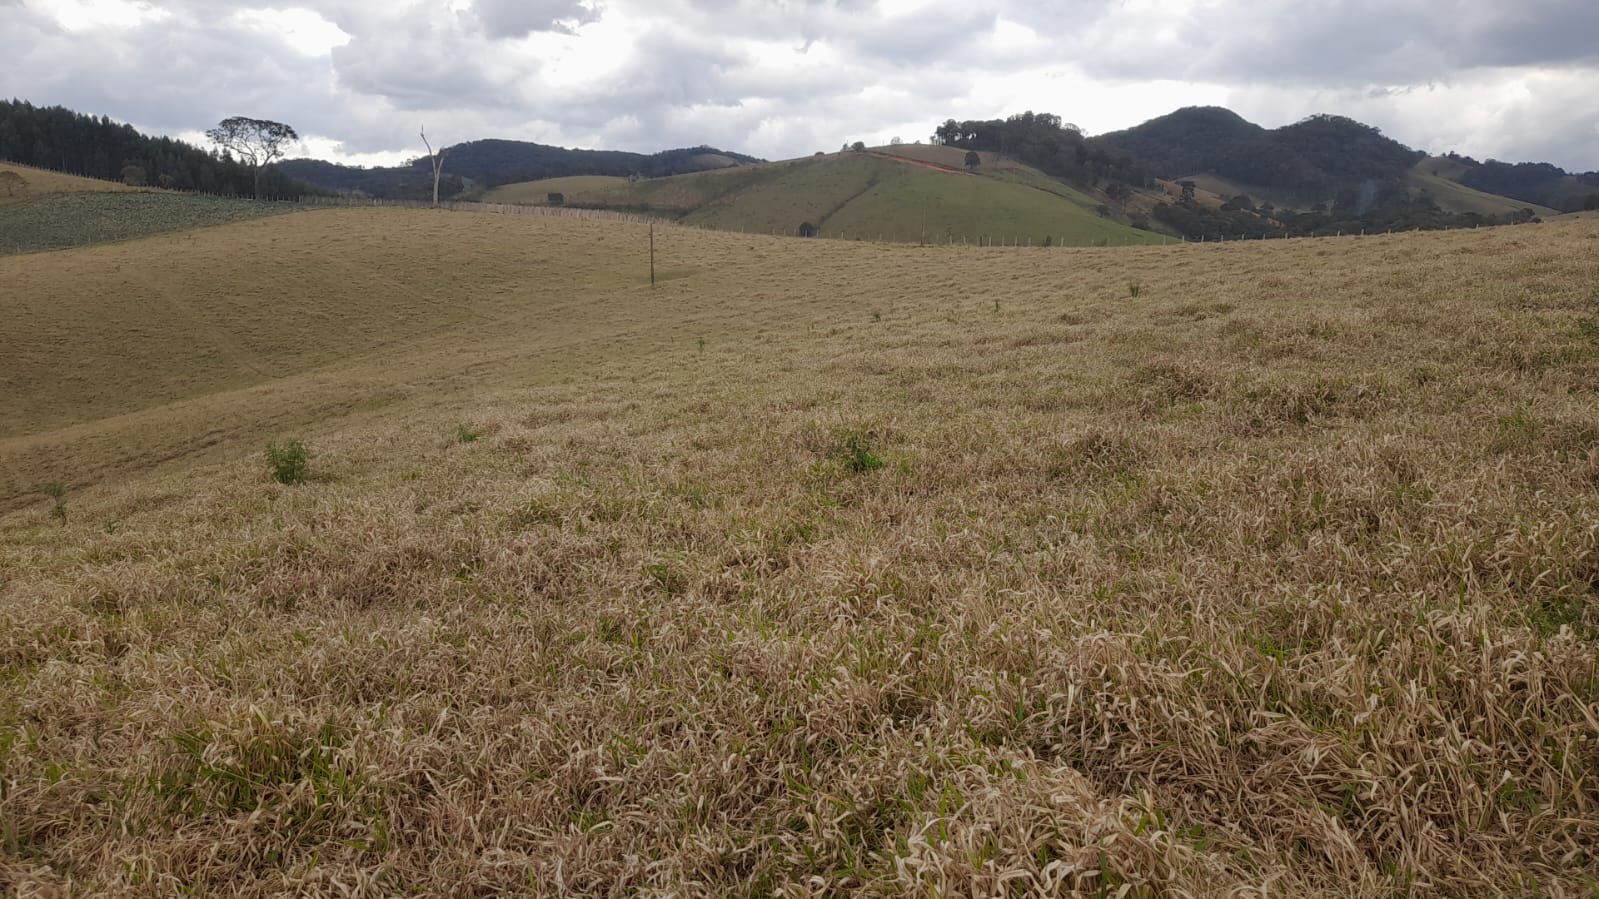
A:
[0, 163, 135, 205]
[481, 176, 632, 205]
[3, 211, 1599, 896]
[1406, 161, 1560, 218]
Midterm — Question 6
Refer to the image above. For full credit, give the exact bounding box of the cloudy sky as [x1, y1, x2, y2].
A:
[7, 0, 1599, 170]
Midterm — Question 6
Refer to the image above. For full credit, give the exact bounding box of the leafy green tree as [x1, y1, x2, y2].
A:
[205, 116, 298, 199]
[120, 164, 146, 186]
[964, 150, 980, 170]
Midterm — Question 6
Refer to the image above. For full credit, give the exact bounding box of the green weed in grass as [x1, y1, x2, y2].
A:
[830, 430, 884, 473]
[37, 481, 66, 523]
[264, 440, 311, 484]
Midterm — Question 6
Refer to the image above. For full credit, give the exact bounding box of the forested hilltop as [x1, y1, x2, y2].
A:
[1096, 107, 1425, 202]
[0, 100, 316, 198]
[1450, 156, 1599, 211]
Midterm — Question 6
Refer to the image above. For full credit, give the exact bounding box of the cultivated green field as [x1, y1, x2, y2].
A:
[2, 208, 1598, 896]
[0, 185, 295, 255]
[487, 152, 1162, 245]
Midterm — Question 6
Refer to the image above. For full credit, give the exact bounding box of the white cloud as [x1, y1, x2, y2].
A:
[230, 8, 350, 56]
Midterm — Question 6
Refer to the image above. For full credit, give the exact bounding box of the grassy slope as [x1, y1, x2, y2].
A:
[3, 211, 1599, 895]
[1176, 162, 1565, 219]
[0, 208, 655, 501]
[481, 175, 630, 204]
[1408, 159, 1560, 217]
[1174, 172, 1298, 209]
[0, 162, 135, 205]
[486, 152, 1160, 245]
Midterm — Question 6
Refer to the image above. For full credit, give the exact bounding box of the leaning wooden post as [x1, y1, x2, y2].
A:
[650, 221, 656, 287]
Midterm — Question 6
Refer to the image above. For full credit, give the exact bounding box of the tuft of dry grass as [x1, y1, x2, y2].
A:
[3, 213, 1599, 895]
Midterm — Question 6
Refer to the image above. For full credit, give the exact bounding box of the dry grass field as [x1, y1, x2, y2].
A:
[481, 176, 632, 205]
[2, 208, 1599, 896]
[0, 163, 134, 206]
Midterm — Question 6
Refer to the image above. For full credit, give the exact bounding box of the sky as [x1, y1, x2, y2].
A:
[7, 0, 1599, 171]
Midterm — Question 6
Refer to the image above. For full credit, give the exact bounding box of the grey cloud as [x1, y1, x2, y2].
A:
[1032, 0, 1599, 87]
[332, 18, 520, 110]
[5, 4, 332, 137]
[846, 6, 999, 65]
[471, 0, 600, 39]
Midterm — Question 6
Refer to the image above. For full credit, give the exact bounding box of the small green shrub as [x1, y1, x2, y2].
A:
[455, 425, 481, 444]
[38, 481, 66, 523]
[830, 430, 884, 473]
[264, 440, 311, 484]
[1128, 283, 1143, 298]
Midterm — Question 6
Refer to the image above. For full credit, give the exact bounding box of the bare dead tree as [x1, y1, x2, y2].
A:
[420, 126, 450, 208]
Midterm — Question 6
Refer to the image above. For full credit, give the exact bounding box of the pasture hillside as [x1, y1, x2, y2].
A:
[0, 162, 135, 204]
[479, 175, 630, 204]
[488, 152, 1162, 245]
[3, 211, 1599, 896]
[1407, 159, 1559, 217]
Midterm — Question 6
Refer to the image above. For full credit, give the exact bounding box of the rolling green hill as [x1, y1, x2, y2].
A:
[488, 151, 1166, 246]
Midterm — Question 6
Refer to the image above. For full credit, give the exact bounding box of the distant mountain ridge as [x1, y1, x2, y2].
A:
[280, 140, 764, 200]
[1097, 106, 1599, 212]
[1096, 106, 1425, 205]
